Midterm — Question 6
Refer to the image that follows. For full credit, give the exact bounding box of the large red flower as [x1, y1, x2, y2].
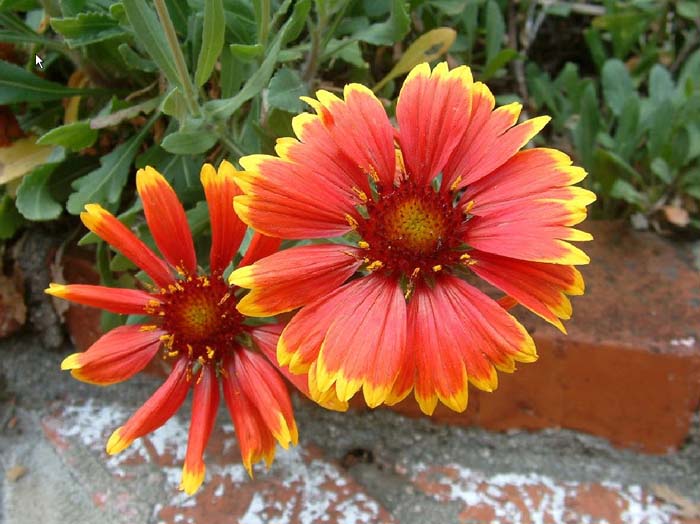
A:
[230, 62, 595, 415]
[46, 162, 346, 494]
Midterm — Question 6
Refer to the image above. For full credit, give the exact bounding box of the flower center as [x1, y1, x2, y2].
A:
[158, 276, 243, 361]
[357, 182, 465, 276]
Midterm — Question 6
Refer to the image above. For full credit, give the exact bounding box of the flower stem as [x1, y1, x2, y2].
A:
[153, 0, 201, 118]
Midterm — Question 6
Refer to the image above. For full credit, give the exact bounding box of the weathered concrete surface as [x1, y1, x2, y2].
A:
[1, 333, 700, 524]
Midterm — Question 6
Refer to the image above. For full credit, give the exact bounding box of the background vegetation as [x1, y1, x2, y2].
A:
[1, 0, 700, 258]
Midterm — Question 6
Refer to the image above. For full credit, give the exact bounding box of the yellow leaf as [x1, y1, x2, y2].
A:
[374, 28, 456, 93]
[0, 137, 55, 185]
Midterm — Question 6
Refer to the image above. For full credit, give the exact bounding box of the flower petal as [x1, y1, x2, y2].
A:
[181, 364, 220, 495]
[235, 156, 358, 239]
[106, 356, 191, 454]
[45, 283, 159, 315]
[251, 325, 348, 412]
[443, 80, 550, 190]
[225, 348, 297, 450]
[221, 359, 277, 476]
[231, 244, 362, 317]
[201, 161, 246, 275]
[469, 250, 584, 333]
[136, 166, 197, 275]
[81, 204, 173, 288]
[396, 62, 473, 186]
[462, 148, 589, 212]
[238, 232, 282, 268]
[60, 324, 164, 385]
[310, 274, 407, 408]
[303, 85, 396, 188]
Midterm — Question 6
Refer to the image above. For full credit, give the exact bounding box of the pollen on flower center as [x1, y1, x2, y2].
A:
[158, 276, 243, 360]
[357, 182, 465, 276]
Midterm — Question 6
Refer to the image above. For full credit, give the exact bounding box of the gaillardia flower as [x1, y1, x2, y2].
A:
[46, 162, 343, 494]
[230, 62, 595, 415]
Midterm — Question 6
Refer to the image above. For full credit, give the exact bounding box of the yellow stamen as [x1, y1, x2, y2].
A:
[206, 346, 215, 360]
[464, 200, 475, 214]
[357, 240, 369, 249]
[345, 214, 359, 229]
[450, 175, 462, 192]
[366, 260, 384, 271]
[410, 267, 421, 279]
[432, 264, 442, 272]
[140, 325, 157, 332]
[352, 187, 368, 203]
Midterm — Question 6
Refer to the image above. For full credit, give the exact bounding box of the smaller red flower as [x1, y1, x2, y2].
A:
[47, 162, 346, 494]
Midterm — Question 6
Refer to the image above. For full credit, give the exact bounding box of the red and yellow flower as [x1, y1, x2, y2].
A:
[230, 62, 595, 415]
[46, 162, 345, 495]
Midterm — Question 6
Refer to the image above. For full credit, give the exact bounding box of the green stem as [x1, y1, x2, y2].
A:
[258, 0, 270, 50]
[153, 0, 200, 117]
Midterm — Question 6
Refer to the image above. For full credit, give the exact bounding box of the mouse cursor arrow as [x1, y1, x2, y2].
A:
[35, 55, 44, 69]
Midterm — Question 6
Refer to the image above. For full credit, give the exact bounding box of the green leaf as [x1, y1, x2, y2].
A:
[161, 129, 217, 155]
[0, 60, 101, 103]
[482, 48, 517, 81]
[460, 0, 479, 61]
[66, 117, 154, 214]
[573, 82, 599, 171]
[484, 0, 505, 64]
[610, 178, 645, 207]
[374, 28, 456, 92]
[205, 0, 311, 121]
[194, 0, 224, 86]
[117, 42, 158, 72]
[678, 1, 700, 20]
[50, 12, 125, 47]
[613, 95, 640, 161]
[431, 0, 468, 16]
[0, 193, 23, 239]
[0, 0, 38, 11]
[649, 64, 674, 102]
[122, 0, 180, 88]
[650, 157, 673, 184]
[601, 59, 634, 116]
[161, 88, 188, 121]
[15, 164, 63, 220]
[354, 0, 409, 45]
[583, 28, 606, 72]
[229, 43, 263, 60]
[37, 121, 97, 150]
[268, 68, 306, 113]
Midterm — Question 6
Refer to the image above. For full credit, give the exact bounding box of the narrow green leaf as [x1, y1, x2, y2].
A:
[117, 42, 158, 72]
[161, 129, 217, 155]
[268, 68, 306, 113]
[15, 164, 63, 220]
[610, 178, 645, 207]
[0, 193, 23, 239]
[613, 95, 640, 161]
[602, 59, 634, 116]
[122, 0, 180, 88]
[66, 117, 154, 214]
[481, 48, 518, 81]
[194, 0, 224, 86]
[229, 43, 263, 60]
[205, 0, 311, 121]
[354, 0, 409, 45]
[649, 64, 674, 102]
[50, 12, 125, 47]
[0, 60, 101, 103]
[37, 121, 98, 150]
[484, 0, 505, 64]
[161, 87, 188, 121]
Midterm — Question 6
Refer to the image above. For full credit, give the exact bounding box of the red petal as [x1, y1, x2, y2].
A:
[396, 62, 473, 187]
[311, 274, 407, 408]
[409, 282, 469, 415]
[221, 359, 277, 476]
[136, 166, 197, 275]
[45, 283, 159, 315]
[201, 161, 246, 275]
[469, 250, 584, 333]
[231, 244, 362, 317]
[238, 232, 281, 268]
[226, 348, 297, 448]
[236, 156, 358, 239]
[60, 325, 164, 385]
[252, 325, 349, 412]
[303, 85, 395, 188]
[81, 204, 173, 288]
[443, 82, 550, 190]
[106, 357, 191, 454]
[181, 364, 220, 494]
